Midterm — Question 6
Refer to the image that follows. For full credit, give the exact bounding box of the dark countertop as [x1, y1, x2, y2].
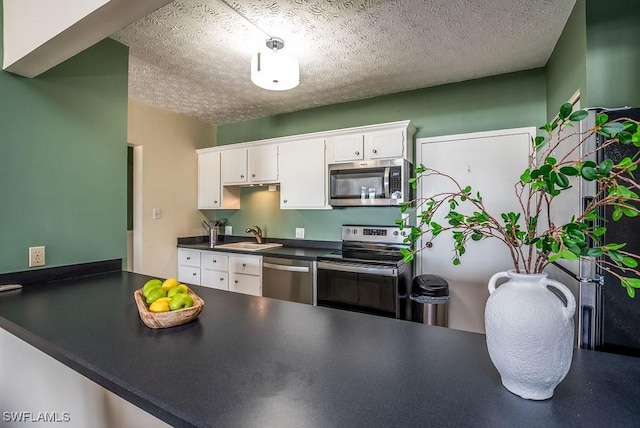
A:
[2, 269, 640, 427]
[177, 236, 340, 261]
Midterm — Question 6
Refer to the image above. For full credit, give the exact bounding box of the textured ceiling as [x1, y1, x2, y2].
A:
[111, 0, 577, 125]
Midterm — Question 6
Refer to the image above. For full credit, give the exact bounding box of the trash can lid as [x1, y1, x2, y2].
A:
[412, 274, 449, 297]
[409, 294, 450, 304]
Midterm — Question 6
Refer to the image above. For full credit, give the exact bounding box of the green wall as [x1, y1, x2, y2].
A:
[219, 69, 546, 144]
[0, 24, 129, 272]
[217, 70, 547, 241]
[546, 0, 586, 120]
[585, 0, 640, 107]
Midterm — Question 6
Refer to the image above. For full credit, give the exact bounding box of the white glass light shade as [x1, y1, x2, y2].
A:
[250, 50, 299, 91]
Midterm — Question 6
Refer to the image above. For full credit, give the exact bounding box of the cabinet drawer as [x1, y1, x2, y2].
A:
[178, 249, 201, 267]
[229, 273, 261, 296]
[201, 252, 229, 271]
[178, 266, 201, 286]
[229, 256, 261, 275]
[201, 269, 229, 291]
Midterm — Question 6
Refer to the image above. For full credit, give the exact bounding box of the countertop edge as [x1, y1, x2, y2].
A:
[0, 273, 197, 428]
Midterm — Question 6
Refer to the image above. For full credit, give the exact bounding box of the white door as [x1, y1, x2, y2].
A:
[416, 127, 534, 334]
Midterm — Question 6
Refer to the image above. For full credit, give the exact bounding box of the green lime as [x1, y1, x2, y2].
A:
[146, 287, 167, 305]
[167, 286, 187, 298]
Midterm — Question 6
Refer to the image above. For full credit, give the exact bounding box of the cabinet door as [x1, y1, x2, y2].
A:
[222, 148, 248, 184]
[201, 269, 229, 291]
[364, 129, 405, 160]
[279, 139, 327, 209]
[198, 151, 221, 209]
[229, 255, 261, 275]
[201, 252, 229, 271]
[178, 266, 201, 286]
[178, 249, 201, 267]
[248, 144, 278, 183]
[229, 273, 261, 296]
[329, 134, 364, 162]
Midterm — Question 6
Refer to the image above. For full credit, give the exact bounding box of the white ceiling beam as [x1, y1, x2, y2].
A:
[3, 0, 171, 78]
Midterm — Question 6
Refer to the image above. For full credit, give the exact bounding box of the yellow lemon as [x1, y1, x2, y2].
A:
[149, 299, 170, 313]
[161, 277, 179, 291]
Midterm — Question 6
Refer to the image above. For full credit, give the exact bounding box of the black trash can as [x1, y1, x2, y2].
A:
[410, 275, 450, 327]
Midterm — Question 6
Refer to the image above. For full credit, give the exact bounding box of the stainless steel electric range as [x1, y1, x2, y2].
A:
[317, 225, 413, 319]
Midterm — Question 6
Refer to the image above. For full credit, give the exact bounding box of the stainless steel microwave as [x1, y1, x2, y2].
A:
[328, 159, 412, 207]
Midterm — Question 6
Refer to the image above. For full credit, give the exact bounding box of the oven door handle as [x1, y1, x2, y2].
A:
[383, 166, 390, 198]
[317, 261, 397, 276]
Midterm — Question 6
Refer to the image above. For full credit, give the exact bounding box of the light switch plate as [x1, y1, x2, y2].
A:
[295, 228, 305, 239]
[152, 208, 161, 219]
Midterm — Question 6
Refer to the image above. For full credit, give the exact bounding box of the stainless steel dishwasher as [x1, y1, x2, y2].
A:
[262, 257, 315, 305]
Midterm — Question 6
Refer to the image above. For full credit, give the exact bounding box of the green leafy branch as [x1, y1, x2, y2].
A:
[397, 103, 640, 298]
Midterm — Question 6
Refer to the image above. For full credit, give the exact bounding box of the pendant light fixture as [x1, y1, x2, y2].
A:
[251, 37, 299, 91]
[218, 0, 300, 91]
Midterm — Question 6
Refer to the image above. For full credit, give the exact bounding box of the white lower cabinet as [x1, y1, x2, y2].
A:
[229, 255, 262, 296]
[200, 252, 229, 290]
[178, 249, 201, 285]
[178, 249, 261, 296]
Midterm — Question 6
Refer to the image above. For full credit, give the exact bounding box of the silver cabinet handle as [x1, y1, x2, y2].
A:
[242, 263, 247, 267]
[372, 149, 378, 154]
[212, 259, 217, 263]
[214, 200, 218, 204]
[283, 199, 288, 203]
[219, 277, 224, 281]
[234, 280, 238, 283]
[240, 174, 245, 178]
[192, 272, 197, 276]
[252, 173, 256, 177]
[355, 151, 360, 155]
[186, 256, 191, 260]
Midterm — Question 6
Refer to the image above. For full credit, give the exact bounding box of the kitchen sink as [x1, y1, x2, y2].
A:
[214, 242, 284, 251]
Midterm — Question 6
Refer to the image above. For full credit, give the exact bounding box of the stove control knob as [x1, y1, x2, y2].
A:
[401, 231, 407, 236]
[352, 229, 358, 234]
[393, 231, 398, 236]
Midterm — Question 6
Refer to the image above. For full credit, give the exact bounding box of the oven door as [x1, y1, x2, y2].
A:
[317, 261, 398, 317]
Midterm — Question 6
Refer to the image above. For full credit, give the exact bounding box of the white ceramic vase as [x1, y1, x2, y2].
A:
[485, 269, 576, 400]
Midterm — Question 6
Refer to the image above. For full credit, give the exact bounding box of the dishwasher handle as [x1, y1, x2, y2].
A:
[263, 262, 310, 273]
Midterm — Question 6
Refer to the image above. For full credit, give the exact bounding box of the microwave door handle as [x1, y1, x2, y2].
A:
[383, 167, 390, 197]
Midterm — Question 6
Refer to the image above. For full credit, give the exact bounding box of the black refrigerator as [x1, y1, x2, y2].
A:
[545, 107, 640, 358]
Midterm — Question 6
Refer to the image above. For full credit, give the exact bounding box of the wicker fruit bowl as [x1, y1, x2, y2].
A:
[134, 288, 204, 329]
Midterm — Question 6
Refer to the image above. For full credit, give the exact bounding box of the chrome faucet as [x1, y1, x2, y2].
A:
[245, 226, 264, 244]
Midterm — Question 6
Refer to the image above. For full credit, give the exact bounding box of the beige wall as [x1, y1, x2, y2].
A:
[128, 99, 216, 279]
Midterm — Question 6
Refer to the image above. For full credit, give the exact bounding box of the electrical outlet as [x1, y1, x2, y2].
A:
[224, 225, 232, 235]
[29, 246, 46, 267]
[295, 228, 305, 239]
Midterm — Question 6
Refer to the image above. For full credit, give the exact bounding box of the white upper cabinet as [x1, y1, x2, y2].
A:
[197, 148, 240, 209]
[326, 121, 415, 164]
[329, 134, 365, 162]
[222, 144, 278, 185]
[222, 148, 248, 185]
[198, 150, 221, 209]
[197, 120, 414, 210]
[365, 129, 406, 160]
[279, 138, 328, 209]
[248, 144, 278, 183]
